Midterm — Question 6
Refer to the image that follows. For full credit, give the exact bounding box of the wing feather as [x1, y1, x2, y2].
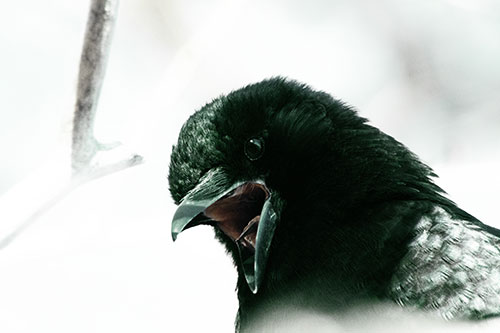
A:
[388, 206, 500, 319]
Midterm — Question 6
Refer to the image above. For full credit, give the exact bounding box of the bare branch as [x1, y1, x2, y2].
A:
[72, 0, 119, 172]
[0, 0, 144, 249]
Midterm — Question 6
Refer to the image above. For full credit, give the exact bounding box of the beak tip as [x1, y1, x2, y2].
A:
[171, 232, 178, 242]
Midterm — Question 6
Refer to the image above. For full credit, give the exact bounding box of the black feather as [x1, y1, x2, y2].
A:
[168, 77, 500, 331]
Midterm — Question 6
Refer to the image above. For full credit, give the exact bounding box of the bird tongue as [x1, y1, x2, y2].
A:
[235, 215, 260, 252]
[204, 183, 268, 252]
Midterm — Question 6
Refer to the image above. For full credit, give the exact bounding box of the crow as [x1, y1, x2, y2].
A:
[168, 77, 500, 331]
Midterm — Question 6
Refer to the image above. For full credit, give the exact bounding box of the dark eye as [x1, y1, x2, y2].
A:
[244, 137, 265, 161]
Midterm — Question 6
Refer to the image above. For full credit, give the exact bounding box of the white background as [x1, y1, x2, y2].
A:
[1, 0, 499, 332]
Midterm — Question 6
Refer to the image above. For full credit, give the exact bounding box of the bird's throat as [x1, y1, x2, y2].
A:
[204, 183, 269, 252]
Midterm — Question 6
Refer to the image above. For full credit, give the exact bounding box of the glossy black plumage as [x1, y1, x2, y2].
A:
[168, 78, 500, 331]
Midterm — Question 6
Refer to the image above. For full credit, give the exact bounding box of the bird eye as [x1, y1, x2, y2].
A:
[244, 137, 265, 161]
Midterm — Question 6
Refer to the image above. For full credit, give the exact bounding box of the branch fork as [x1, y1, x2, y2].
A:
[0, 0, 143, 249]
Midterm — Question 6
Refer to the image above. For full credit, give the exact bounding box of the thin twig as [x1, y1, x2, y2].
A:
[0, 0, 143, 250]
[0, 183, 75, 250]
[72, 0, 119, 172]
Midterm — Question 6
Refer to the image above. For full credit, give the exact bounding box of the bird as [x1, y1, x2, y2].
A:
[168, 77, 500, 331]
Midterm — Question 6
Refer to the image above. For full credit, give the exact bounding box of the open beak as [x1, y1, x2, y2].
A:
[171, 168, 277, 294]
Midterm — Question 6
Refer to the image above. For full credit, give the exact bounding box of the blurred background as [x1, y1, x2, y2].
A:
[0, 0, 499, 332]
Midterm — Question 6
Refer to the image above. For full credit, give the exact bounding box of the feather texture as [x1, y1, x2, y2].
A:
[389, 206, 500, 319]
[168, 78, 500, 331]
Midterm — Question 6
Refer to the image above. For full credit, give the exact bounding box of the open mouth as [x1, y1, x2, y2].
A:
[204, 183, 270, 252]
[171, 169, 277, 293]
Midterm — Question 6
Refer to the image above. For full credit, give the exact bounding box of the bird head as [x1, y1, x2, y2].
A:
[168, 77, 446, 297]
